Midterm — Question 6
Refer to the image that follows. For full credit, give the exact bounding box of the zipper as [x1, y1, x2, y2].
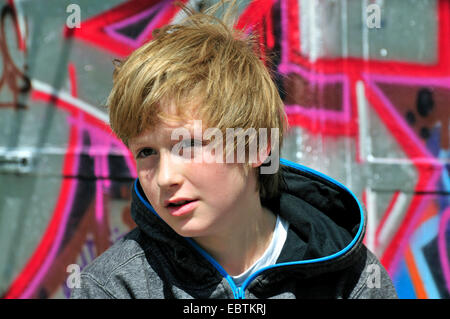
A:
[184, 237, 246, 299]
[236, 287, 245, 299]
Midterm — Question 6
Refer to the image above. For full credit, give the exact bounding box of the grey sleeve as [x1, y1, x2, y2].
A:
[349, 248, 398, 299]
[70, 274, 116, 299]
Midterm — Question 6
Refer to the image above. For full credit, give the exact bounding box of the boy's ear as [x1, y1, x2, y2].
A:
[252, 142, 271, 168]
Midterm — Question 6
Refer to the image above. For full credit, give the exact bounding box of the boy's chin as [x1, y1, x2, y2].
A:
[174, 228, 209, 239]
[170, 219, 212, 239]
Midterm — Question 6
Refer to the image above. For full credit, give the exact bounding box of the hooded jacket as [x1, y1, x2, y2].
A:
[70, 158, 398, 299]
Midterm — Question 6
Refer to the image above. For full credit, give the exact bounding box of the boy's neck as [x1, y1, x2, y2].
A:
[193, 202, 276, 277]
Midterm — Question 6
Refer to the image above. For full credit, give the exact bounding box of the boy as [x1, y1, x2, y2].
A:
[70, 3, 397, 299]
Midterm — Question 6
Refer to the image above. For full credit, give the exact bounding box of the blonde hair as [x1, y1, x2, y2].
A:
[107, 1, 288, 200]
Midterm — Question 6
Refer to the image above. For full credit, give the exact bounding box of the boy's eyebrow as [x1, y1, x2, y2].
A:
[128, 138, 153, 151]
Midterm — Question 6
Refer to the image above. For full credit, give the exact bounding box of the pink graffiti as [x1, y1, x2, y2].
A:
[438, 207, 450, 293]
[103, 0, 172, 48]
[278, 63, 351, 124]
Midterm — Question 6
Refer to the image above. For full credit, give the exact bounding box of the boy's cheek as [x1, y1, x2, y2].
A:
[137, 176, 159, 203]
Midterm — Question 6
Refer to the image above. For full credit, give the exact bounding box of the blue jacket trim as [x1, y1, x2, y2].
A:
[133, 158, 365, 299]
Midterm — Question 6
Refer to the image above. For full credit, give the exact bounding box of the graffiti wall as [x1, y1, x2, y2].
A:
[0, 0, 448, 299]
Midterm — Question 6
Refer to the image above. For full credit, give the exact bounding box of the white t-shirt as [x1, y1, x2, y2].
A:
[231, 214, 289, 287]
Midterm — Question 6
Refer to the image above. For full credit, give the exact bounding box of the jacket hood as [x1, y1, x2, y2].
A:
[131, 158, 366, 283]
[261, 159, 366, 279]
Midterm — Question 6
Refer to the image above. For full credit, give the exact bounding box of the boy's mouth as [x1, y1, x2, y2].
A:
[164, 198, 199, 217]
[165, 198, 197, 207]
[167, 200, 193, 207]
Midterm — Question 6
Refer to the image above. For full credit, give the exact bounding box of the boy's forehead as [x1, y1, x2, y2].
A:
[129, 117, 199, 147]
[128, 98, 209, 147]
[160, 96, 203, 117]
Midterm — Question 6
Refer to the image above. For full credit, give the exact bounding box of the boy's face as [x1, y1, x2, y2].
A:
[128, 106, 260, 240]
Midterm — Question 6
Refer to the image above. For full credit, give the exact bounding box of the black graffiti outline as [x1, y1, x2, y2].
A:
[0, 4, 31, 109]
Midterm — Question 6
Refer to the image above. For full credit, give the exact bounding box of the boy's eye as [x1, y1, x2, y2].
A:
[136, 148, 156, 159]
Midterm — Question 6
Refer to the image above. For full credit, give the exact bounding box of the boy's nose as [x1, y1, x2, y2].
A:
[156, 152, 183, 188]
